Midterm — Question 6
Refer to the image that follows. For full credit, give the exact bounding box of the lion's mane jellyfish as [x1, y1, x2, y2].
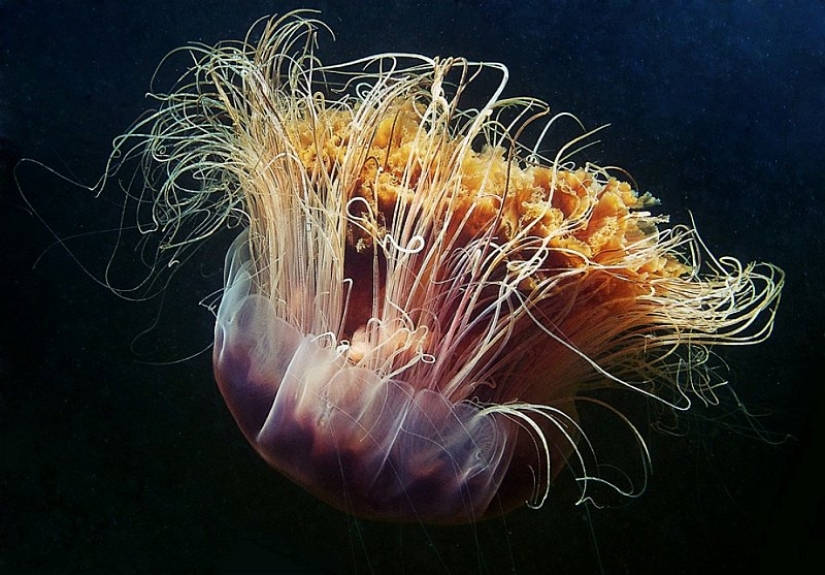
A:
[111, 13, 783, 523]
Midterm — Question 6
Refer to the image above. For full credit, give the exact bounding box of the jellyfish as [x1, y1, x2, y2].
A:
[109, 13, 783, 523]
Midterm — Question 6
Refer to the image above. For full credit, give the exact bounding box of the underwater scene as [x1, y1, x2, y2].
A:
[2, 1, 822, 573]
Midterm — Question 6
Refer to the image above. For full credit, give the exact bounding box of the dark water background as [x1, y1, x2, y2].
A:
[1, 1, 822, 573]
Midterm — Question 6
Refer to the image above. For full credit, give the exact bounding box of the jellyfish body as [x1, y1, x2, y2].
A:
[117, 13, 784, 523]
[214, 230, 516, 521]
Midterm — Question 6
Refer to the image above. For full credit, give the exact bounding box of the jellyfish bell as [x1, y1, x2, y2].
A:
[108, 12, 784, 524]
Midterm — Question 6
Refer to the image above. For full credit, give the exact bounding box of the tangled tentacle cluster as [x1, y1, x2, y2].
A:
[109, 12, 783, 519]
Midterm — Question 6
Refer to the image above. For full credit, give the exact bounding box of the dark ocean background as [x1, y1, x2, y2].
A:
[1, 1, 822, 573]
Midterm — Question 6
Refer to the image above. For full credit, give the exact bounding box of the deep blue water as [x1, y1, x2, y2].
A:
[1, 1, 822, 573]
